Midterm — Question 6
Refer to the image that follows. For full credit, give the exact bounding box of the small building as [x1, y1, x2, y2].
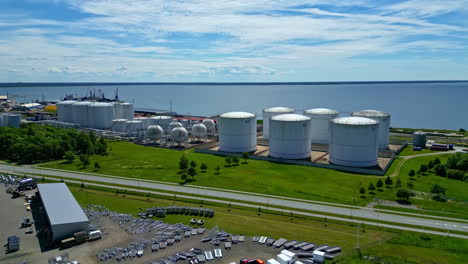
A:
[37, 183, 89, 242]
[313, 250, 326, 264]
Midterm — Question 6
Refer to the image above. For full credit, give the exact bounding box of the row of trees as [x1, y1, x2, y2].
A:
[0, 123, 108, 164]
[415, 155, 468, 182]
[179, 155, 212, 183]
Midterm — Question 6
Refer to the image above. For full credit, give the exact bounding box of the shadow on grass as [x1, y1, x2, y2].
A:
[377, 189, 383, 192]
[360, 195, 366, 199]
[396, 199, 412, 205]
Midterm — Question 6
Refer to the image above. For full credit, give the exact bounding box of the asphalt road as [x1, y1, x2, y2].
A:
[1, 163, 467, 235]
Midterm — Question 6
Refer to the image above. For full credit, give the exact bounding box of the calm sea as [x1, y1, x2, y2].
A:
[1, 82, 467, 130]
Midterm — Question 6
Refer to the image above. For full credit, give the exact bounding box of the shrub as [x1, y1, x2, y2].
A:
[447, 169, 464, 180]
[434, 164, 447, 177]
[396, 189, 411, 200]
[408, 169, 415, 177]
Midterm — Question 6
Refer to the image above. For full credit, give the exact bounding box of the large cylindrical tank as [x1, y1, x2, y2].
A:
[0, 114, 3, 127]
[112, 119, 128, 132]
[269, 114, 312, 159]
[134, 117, 149, 129]
[113, 102, 134, 120]
[218, 112, 257, 153]
[1, 113, 21, 127]
[88, 102, 114, 129]
[413, 131, 427, 148]
[125, 120, 144, 134]
[168, 121, 183, 133]
[352, 110, 390, 149]
[57, 100, 76, 123]
[262, 107, 294, 139]
[170, 127, 188, 146]
[149, 116, 173, 131]
[304, 108, 339, 144]
[191, 123, 207, 139]
[72, 101, 92, 127]
[329, 117, 379, 167]
[202, 119, 216, 134]
[146, 125, 164, 141]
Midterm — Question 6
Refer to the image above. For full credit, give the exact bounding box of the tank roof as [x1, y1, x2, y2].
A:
[112, 119, 128, 122]
[90, 102, 113, 107]
[126, 120, 143, 123]
[150, 115, 172, 119]
[264, 107, 294, 113]
[352, 110, 389, 117]
[272, 114, 310, 122]
[58, 100, 77, 104]
[73, 101, 92, 105]
[414, 131, 427, 135]
[332, 116, 378, 125]
[304, 108, 338, 115]
[220, 112, 255, 118]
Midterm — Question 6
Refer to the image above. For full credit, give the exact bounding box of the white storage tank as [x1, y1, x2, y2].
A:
[352, 110, 390, 149]
[168, 121, 183, 133]
[57, 100, 76, 123]
[0, 114, 3, 127]
[134, 117, 149, 129]
[329, 117, 379, 167]
[126, 120, 144, 134]
[88, 102, 114, 129]
[202, 119, 216, 135]
[112, 119, 128, 132]
[218, 111, 257, 153]
[120, 102, 134, 120]
[170, 127, 188, 147]
[72, 101, 92, 127]
[1, 113, 21, 127]
[149, 116, 173, 131]
[304, 108, 339, 144]
[262, 107, 295, 139]
[146, 125, 164, 142]
[191, 123, 207, 141]
[269, 114, 311, 159]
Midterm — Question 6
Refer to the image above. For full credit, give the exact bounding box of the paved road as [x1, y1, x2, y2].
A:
[1, 164, 467, 235]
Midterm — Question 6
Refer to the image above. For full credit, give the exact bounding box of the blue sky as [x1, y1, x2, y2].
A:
[1, 0, 467, 82]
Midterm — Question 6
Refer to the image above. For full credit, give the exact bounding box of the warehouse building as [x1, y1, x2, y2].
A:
[37, 183, 89, 242]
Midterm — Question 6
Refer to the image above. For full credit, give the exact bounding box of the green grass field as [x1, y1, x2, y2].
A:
[41, 142, 468, 216]
[398, 147, 443, 156]
[69, 185, 468, 264]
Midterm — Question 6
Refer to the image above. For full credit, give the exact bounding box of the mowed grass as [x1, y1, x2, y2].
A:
[43, 141, 388, 206]
[70, 186, 468, 264]
[399, 147, 443, 156]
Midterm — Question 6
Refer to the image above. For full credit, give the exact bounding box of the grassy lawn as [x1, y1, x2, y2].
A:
[399, 146, 443, 156]
[69, 185, 468, 264]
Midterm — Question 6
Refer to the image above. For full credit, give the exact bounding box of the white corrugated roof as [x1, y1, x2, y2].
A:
[37, 183, 89, 226]
[272, 114, 310, 122]
[220, 111, 255, 118]
[352, 109, 389, 117]
[304, 108, 338, 115]
[126, 120, 143, 123]
[150, 115, 172, 119]
[264, 107, 294, 113]
[332, 116, 378, 125]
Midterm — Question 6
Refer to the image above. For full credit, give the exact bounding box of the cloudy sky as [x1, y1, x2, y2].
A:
[1, 0, 468, 82]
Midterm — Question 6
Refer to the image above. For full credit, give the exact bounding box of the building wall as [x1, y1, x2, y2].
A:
[52, 221, 89, 241]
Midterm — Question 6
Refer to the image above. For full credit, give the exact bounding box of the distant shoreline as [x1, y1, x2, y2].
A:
[1, 80, 468, 88]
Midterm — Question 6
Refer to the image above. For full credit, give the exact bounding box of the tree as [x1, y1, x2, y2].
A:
[188, 167, 197, 177]
[190, 160, 197, 168]
[94, 162, 101, 169]
[242, 152, 249, 163]
[181, 173, 188, 183]
[215, 165, 220, 174]
[179, 155, 188, 171]
[79, 154, 90, 167]
[428, 160, 434, 170]
[200, 163, 207, 172]
[407, 182, 413, 190]
[434, 164, 447, 177]
[64, 151, 75, 163]
[232, 156, 240, 166]
[419, 164, 428, 174]
[396, 189, 411, 200]
[225, 156, 232, 166]
[447, 170, 464, 180]
[460, 128, 466, 132]
[95, 137, 108, 155]
[385, 176, 393, 186]
[434, 158, 441, 165]
[359, 187, 366, 195]
[368, 183, 376, 192]
[80, 182, 85, 188]
[408, 169, 415, 177]
[376, 179, 383, 189]
[430, 184, 446, 195]
[396, 179, 402, 188]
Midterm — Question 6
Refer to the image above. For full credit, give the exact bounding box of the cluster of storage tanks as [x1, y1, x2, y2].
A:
[0, 113, 21, 128]
[217, 107, 391, 168]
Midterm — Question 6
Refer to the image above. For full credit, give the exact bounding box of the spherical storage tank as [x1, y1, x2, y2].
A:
[112, 119, 128, 132]
[352, 110, 390, 149]
[329, 117, 379, 167]
[262, 107, 294, 139]
[218, 112, 257, 153]
[269, 114, 312, 159]
[126, 120, 144, 134]
[413, 131, 427, 148]
[170, 127, 188, 146]
[202, 119, 216, 134]
[149, 116, 173, 131]
[88, 102, 114, 129]
[57, 100, 77, 123]
[191, 123, 207, 140]
[304, 108, 339, 144]
[168, 121, 183, 133]
[146, 125, 164, 142]
[72, 101, 92, 127]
